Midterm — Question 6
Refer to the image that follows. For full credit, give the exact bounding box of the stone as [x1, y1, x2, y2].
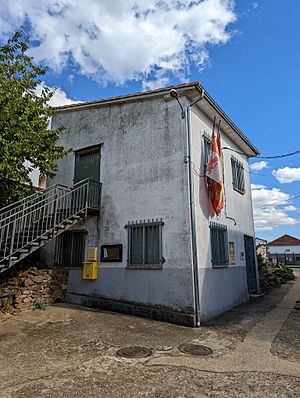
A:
[22, 278, 34, 287]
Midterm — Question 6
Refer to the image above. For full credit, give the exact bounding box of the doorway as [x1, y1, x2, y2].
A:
[74, 145, 101, 183]
[244, 235, 258, 293]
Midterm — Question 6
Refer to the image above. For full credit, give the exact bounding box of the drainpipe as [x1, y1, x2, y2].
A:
[171, 86, 204, 326]
[186, 86, 205, 327]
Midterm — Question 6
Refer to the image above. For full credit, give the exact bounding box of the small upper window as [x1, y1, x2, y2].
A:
[203, 134, 212, 169]
[231, 157, 245, 194]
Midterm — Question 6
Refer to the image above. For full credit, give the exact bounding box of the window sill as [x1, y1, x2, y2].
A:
[212, 264, 229, 269]
[126, 264, 163, 270]
[233, 186, 245, 195]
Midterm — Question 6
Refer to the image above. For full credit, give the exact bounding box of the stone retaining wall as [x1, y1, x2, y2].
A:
[0, 267, 68, 314]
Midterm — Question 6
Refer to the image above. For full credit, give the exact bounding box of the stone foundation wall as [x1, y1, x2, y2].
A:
[0, 267, 68, 314]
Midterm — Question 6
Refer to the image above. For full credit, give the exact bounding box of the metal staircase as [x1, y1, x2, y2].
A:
[0, 179, 101, 273]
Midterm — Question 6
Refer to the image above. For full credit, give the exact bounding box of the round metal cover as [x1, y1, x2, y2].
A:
[117, 346, 152, 358]
[178, 343, 213, 356]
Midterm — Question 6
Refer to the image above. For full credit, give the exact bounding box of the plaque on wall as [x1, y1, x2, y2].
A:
[100, 244, 123, 262]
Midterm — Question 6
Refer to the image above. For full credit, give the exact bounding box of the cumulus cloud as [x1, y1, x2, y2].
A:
[250, 161, 268, 171]
[35, 83, 81, 107]
[0, 0, 237, 87]
[251, 185, 299, 232]
[272, 166, 300, 183]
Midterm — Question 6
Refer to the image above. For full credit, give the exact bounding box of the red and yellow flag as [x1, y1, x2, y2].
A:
[206, 120, 224, 216]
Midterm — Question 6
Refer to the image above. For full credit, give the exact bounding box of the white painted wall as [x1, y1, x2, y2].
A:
[268, 245, 300, 254]
[42, 96, 195, 314]
[190, 104, 257, 320]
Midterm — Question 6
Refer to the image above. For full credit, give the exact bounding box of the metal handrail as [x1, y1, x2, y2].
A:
[0, 179, 101, 268]
[0, 183, 74, 225]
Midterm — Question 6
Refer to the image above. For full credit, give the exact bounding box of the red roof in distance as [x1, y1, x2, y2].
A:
[268, 234, 300, 246]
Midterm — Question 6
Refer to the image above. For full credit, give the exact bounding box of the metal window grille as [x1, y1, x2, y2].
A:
[203, 133, 212, 169]
[210, 222, 229, 267]
[126, 219, 164, 269]
[55, 230, 87, 268]
[231, 157, 245, 193]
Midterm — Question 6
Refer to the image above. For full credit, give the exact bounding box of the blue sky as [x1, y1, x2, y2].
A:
[0, 0, 299, 241]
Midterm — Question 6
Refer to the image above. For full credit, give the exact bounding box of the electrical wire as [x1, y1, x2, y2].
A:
[222, 146, 300, 160]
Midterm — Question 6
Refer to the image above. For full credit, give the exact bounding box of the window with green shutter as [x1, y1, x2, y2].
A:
[203, 134, 212, 169]
[210, 222, 229, 267]
[231, 156, 245, 194]
[126, 219, 164, 269]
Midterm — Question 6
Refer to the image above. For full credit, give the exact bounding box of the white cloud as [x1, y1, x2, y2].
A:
[284, 205, 297, 212]
[250, 161, 268, 171]
[35, 83, 81, 106]
[272, 167, 300, 183]
[251, 184, 266, 189]
[252, 2, 259, 9]
[0, 0, 237, 87]
[251, 185, 299, 232]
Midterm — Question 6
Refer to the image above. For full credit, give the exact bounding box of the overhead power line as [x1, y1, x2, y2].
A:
[222, 147, 300, 160]
[257, 149, 300, 159]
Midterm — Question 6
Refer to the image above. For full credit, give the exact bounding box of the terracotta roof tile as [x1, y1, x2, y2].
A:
[268, 234, 300, 246]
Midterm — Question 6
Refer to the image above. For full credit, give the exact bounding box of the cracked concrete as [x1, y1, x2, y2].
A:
[0, 276, 299, 397]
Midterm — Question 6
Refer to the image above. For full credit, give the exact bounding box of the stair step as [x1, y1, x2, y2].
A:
[64, 220, 74, 225]
[28, 242, 39, 247]
[19, 249, 30, 253]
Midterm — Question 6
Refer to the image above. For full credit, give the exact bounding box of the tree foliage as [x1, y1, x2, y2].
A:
[0, 29, 66, 207]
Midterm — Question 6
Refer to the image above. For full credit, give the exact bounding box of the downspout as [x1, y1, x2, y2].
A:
[170, 85, 204, 327]
[186, 86, 205, 327]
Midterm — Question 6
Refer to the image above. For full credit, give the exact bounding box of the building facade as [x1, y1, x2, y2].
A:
[42, 82, 259, 326]
[268, 234, 300, 265]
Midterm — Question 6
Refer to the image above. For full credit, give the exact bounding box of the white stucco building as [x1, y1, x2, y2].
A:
[42, 82, 260, 326]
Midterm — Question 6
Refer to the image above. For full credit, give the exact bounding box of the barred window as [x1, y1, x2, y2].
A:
[231, 157, 245, 193]
[55, 230, 87, 268]
[210, 222, 229, 267]
[203, 134, 212, 169]
[126, 219, 164, 269]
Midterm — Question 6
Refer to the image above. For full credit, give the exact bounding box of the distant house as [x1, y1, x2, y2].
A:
[268, 234, 300, 265]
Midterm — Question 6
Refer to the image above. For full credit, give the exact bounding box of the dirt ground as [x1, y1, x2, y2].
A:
[0, 277, 299, 398]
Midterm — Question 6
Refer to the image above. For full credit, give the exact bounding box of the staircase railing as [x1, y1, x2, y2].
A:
[0, 179, 101, 267]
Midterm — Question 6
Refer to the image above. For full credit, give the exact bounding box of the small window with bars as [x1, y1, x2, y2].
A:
[210, 222, 229, 267]
[203, 133, 212, 169]
[231, 157, 245, 193]
[55, 230, 87, 268]
[126, 219, 164, 269]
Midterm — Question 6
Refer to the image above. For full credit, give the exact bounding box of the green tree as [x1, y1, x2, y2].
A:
[0, 29, 66, 207]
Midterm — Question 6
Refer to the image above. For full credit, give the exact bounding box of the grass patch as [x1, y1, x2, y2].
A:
[34, 300, 46, 310]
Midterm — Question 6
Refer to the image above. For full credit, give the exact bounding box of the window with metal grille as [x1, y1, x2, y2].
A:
[210, 222, 229, 267]
[55, 230, 87, 268]
[126, 219, 164, 269]
[231, 157, 245, 193]
[203, 134, 212, 169]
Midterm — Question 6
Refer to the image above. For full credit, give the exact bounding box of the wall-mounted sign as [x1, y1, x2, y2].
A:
[100, 244, 123, 262]
[229, 242, 235, 265]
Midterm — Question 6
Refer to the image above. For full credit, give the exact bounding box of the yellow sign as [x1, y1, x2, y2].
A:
[82, 262, 98, 280]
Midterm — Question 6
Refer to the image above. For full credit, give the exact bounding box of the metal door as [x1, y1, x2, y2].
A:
[244, 235, 258, 292]
[74, 145, 101, 183]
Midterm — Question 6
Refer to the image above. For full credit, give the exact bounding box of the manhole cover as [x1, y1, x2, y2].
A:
[178, 343, 213, 356]
[117, 346, 152, 358]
